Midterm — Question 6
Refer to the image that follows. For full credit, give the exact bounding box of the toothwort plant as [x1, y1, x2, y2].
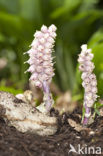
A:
[25, 24, 57, 113]
[78, 44, 98, 125]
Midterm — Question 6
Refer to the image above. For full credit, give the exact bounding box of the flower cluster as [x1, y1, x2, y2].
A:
[25, 24, 57, 113]
[25, 24, 57, 88]
[78, 44, 98, 125]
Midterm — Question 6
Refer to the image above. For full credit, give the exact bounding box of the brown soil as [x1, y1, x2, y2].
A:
[0, 107, 103, 156]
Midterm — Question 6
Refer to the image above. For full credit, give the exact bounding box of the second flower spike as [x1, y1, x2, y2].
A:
[78, 44, 98, 125]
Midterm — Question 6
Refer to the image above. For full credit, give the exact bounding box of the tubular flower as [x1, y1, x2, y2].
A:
[78, 44, 98, 125]
[25, 24, 57, 112]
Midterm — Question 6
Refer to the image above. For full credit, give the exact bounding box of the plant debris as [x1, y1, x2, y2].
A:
[0, 91, 57, 136]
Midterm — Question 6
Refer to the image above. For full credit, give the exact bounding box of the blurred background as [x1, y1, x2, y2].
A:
[0, 0, 103, 108]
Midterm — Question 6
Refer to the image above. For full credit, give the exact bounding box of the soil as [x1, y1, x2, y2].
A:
[0, 107, 103, 156]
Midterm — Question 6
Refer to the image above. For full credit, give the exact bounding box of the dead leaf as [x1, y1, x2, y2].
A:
[55, 91, 77, 114]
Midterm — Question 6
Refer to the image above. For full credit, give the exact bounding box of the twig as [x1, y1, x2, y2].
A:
[21, 142, 33, 156]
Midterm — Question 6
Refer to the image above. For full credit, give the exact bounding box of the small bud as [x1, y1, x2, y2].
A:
[50, 32, 57, 38]
[34, 31, 42, 38]
[48, 24, 57, 32]
[37, 45, 44, 51]
[39, 38, 45, 44]
[81, 72, 87, 79]
[41, 25, 48, 33]
[81, 44, 87, 52]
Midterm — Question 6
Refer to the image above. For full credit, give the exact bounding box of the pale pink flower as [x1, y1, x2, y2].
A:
[26, 24, 56, 88]
[25, 24, 57, 112]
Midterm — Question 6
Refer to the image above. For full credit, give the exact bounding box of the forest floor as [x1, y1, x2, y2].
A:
[0, 107, 103, 156]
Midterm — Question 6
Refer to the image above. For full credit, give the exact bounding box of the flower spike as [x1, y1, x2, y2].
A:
[78, 44, 98, 125]
[25, 24, 57, 113]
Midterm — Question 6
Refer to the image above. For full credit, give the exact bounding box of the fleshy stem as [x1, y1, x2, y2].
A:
[83, 103, 91, 125]
[42, 81, 54, 112]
